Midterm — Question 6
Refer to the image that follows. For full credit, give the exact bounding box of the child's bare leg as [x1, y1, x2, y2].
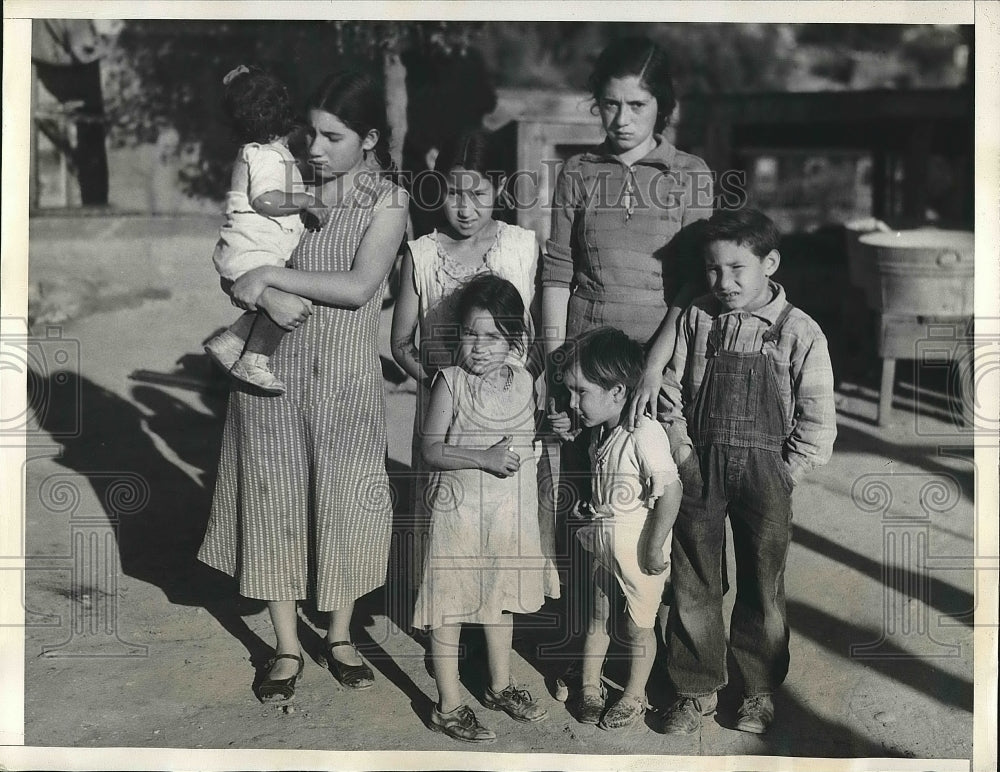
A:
[571, 569, 612, 723]
[216, 275, 253, 344]
[597, 611, 653, 729]
[581, 568, 612, 690]
[482, 612, 547, 722]
[244, 311, 288, 356]
[622, 615, 656, 702]
[228, 309, 289, 394]
[431, 623, 464, 712]
[227, 312, 256, 341]
[267, 600, 301, 678]
[483, 613, 513, 692]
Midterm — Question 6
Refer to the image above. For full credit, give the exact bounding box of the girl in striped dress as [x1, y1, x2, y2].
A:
[199, 67, 409, 702]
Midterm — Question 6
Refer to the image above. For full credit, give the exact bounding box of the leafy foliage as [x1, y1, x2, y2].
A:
[109, 21, 487, 197]
[477, 22, 967, 94]
[104, 21, 970, 199]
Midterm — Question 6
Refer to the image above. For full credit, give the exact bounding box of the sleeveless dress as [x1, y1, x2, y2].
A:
[410, 221, 537, 368]
[413, 364, 558, 629]
[199, 174, 400, 612]
[408, 221, 538, 466]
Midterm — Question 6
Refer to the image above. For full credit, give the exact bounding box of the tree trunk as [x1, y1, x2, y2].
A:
[382, 48, 407, 169]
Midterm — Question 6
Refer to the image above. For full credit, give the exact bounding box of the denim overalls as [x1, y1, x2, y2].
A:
[666, 303, 797, 698]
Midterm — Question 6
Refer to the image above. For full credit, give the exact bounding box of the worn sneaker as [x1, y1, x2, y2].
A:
[230, 355, 286, 395]
[572, 683, 606, 725]
[428, 704, 497, 743]
[599, 693, 646, 730]
[483, 682, 548, 723]
[204, 330, 245, 371]
[736, 694, 774, 734]
[661, 692, 718, 735]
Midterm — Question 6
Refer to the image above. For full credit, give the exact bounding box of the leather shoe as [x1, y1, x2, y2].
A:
[325, 641, 374, 690]
[258, 653, 304, 702]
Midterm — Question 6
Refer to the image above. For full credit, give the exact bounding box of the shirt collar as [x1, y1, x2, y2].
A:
[580, 135, 678, 170]
[715, 281, 787, 324]
[592, 422, 625, 460]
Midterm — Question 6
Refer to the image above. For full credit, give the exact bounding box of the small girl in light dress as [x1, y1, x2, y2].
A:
[414, 274, 557, 744]
[205, 64, 326, 394]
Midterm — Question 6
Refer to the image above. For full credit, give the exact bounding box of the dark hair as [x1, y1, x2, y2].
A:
[307, 67, 394, 172]
[429, 129, 509, 216]
[563, 327, 645, 398]
[703, 207, 782, 257]
[434, 129, 503, 182]
[588, 37, 677, 135]
[456, 274, 527, 354]
[222, 66, 297, 144]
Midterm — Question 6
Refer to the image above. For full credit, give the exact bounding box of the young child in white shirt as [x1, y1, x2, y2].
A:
[205, 64, 326, 394]
[559, 326, 682, 730]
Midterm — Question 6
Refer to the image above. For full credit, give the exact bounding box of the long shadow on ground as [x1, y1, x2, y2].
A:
[29, 368, 272, 673]
[793, 523, 974, 626]
[833, 422, 975, 502]
[787, 600, 972, 713]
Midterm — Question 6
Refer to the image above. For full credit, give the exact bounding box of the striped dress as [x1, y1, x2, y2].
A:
[199, 174, 400, 611]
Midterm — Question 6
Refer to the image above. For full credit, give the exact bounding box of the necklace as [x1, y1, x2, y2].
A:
[622, 166, 637, 221]
[480, 364, 513, 393]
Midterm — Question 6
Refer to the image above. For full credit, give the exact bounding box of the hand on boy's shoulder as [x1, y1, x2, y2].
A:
[631, 416, 679, 468]
[630, 415, 662, 440]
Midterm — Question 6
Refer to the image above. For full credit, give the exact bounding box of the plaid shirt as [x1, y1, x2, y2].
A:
[660, 282, 836, 481]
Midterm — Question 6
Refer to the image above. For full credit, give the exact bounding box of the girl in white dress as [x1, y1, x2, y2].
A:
[391, 129, 539, 388]
[414, 275, 555, 743]
[391, 130, 558, 599]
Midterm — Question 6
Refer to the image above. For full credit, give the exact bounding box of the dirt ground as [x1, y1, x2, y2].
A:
[15, 215, 981, 767]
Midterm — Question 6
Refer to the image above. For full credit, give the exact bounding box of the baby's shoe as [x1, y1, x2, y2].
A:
[428, 704, 496, 743]
[483, 681, 548, 723]
[230, 354, 286, 395]
[204, 330, 245, 371]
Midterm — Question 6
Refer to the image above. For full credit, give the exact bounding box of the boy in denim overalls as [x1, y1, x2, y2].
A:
[656, 208, 836, 734]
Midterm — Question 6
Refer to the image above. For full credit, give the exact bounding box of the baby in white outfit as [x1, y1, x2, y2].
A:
[205, 65, 325, 395]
